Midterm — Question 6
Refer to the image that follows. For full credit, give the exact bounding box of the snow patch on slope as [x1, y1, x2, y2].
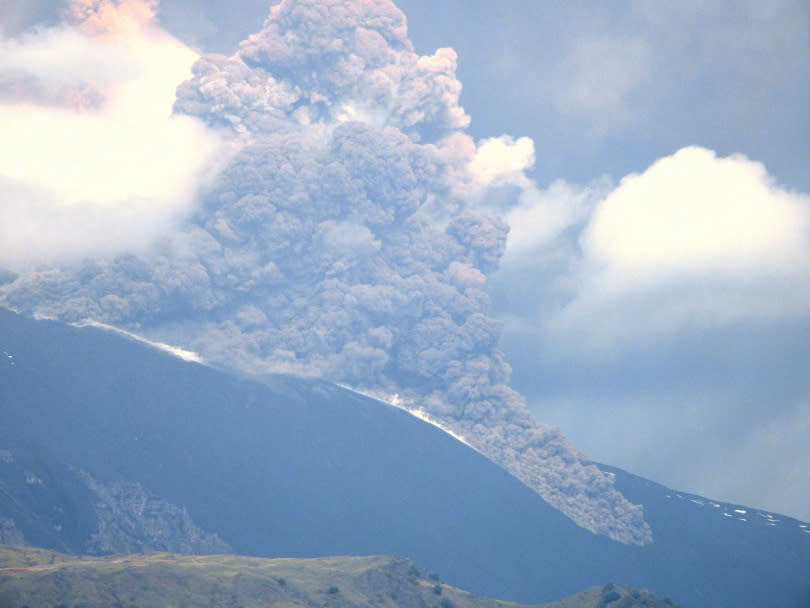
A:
[74, 320, 205, 363]
[337, 384, 474, 448]
[667, 491, 810, 532]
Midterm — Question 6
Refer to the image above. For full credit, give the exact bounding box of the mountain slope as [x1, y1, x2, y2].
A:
[600, 463, 810, 607]
[1, 308, 808, 608]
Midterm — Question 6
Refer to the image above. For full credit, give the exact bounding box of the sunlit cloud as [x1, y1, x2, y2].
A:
[547, 146, 810, 343]
[67, 0, 158, 40]
[468, 135, 535, 187]
[0, 0, 225, 270]
[503, 179, 607, 255]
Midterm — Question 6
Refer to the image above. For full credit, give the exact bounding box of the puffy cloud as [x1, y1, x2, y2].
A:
[0, 26, 119, 107]
[0, 0, 224, 269]
[553, 147, 810, 343]
[502, 179, 607, 256]
[468, 135, 535, 188]
[584, 148, 809, 278]
[1, 0, 651, 544]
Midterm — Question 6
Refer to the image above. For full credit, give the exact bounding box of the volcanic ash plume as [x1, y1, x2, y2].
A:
[1, 0, 651, 544]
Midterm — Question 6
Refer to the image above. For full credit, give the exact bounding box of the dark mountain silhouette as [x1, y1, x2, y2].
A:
[0, 308, 808, 608]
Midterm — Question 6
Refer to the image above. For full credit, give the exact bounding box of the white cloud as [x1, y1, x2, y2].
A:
[503, 178, 608, 255]
[584, 147, 810, 278]
[0, 1, 225, 270]
[467, 137, 604, 254]
[551, 147, 810, 342]
[468, 135, 535, 187]
[0, 26, 127, 88]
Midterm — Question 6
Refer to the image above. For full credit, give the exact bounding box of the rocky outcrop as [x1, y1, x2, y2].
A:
[78, 471, 232, 555]
[0, 519, 24, 545]
[0, 442, 229, 556]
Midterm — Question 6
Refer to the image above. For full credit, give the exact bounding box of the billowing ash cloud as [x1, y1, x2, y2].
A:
[66, 0, 159, 36]
[0, 0, 650, 544]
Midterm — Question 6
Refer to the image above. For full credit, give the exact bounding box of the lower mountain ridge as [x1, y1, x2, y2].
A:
[0, 308, 808, 608]
[0, 546, 678, 608]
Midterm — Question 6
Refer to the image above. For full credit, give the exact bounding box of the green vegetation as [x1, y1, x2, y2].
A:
[542, 583, 679, 608]
[0, 546, 680, 608]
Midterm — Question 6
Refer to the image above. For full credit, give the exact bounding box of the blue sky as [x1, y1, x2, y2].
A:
[1, 0, 808, 523]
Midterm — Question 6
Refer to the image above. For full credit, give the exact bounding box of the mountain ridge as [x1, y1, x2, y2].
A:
[0, 545, 679, 608]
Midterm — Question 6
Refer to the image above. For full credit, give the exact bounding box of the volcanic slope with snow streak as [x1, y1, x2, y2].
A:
[1, 308, 809, 608]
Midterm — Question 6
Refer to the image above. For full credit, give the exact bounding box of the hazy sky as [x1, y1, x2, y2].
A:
[1, 0, 809, 523]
